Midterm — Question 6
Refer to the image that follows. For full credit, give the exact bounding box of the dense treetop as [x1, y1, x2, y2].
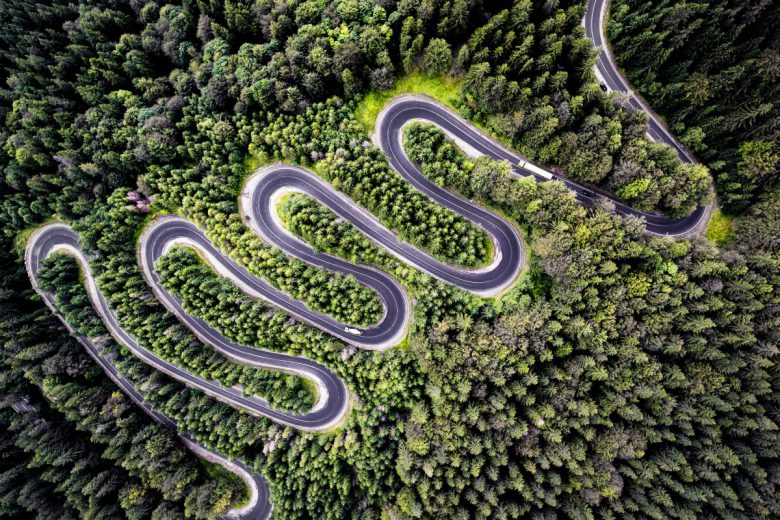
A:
[609, 0, 779, 211]
[0, 0, 777, 519]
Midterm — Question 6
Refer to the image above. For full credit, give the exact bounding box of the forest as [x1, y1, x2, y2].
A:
[0, 0, 777, 519]
[608, 0, 779, 211]
[1, 251, 248, 519]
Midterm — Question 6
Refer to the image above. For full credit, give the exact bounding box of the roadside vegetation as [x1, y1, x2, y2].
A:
[403, 122, 512, 200]
[394, 117, 780, 518]
[278, 192, 391, 266]
[276, 191, 485, 332]
[1, 252, 247, 519]
[355, 71, 463, 132]
[609, 0, 779, 212]
[0, 0, 778, 518]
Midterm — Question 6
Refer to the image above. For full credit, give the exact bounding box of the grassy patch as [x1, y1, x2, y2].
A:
[15, 218, 58, 256]
[244, 151, 273, 173]
[354, 71, 463, 132]
[706, 209, 734, 246]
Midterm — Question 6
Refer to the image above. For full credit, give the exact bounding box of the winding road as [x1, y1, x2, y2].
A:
[583, 0, 711, 234]
[25, 127, 527, 517]
[377, 96, 709, 237]
[24, 1, 708, 515]
[25, 225, 273, 520]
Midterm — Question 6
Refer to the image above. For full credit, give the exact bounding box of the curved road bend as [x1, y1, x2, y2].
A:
[28, 224, 349, 432]
[584, 0, 695, 163]
[25, 224, 272, 520]
[377, 96, 710, 237]
[583, 0, 712, 232]
[244, 164, 524, 297]
[141, 157, 526, 349]
[142, 217, 409, 351]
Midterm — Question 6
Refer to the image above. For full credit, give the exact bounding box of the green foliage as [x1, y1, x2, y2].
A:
[404, 121, 521, 207]
[609, 0, 780, 211]
[455, 0, 711, 217]
[706, 209, 734, 246]
[318, 148, 489, 268]
[354, 71, 463, 132]
[403, 122, 474, 193]
[279, 193, 387, 265]
[1, 0, 778, 518]
[616, 176, 651, 200]
[393, 173, 780, 520]
[152, 246, 427, 518]
[398, 116, 779, 519]
[81, 192, 317, 414]
[730, 189, 780, 265]
[0, 252, 246, 519]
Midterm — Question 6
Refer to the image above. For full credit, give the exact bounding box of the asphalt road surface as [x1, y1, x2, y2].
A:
[24, 2, 708, 513]
[25, 224, 272, 520]
[377, 95, 710, 237]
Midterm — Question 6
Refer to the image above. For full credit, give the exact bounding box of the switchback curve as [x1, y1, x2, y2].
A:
[24, 13, 709, 513]
[376, 95, 710, 237]
[25, 224, 272, 520]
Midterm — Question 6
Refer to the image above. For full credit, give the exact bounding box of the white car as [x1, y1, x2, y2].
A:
[344, 327, 363, 336]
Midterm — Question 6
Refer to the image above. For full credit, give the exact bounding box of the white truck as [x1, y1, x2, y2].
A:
[517, 160, 553, 180]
